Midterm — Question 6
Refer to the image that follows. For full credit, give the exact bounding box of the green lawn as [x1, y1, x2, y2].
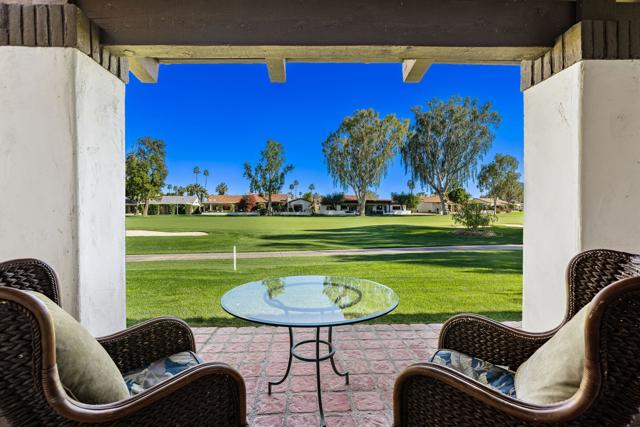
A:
[126, 213, 523, 255]
[126, 250, 522, 327]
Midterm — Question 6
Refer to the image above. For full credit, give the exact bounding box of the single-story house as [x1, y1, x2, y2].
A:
[204, 193, 289, 212]
[125, 197, 139, 215]
[416, 195, 460, 214]
[148, 195, 200, 214]
[473, 197, 512, 212]
[286, 197, 313, 213]
[319, 195, 408, 215]
[205, 195, 244, 212]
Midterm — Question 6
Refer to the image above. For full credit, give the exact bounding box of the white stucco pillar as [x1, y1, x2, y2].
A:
[523, 60, 640, 331]
[0, 47, 126, 336]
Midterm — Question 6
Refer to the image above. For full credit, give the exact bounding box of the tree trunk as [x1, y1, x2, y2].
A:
[268, 194, 273, 215]
[493, 197, 498, 215]
[438, 193, 448, 215]
[359, 195, 367, 216]
[143, 200, 150, 217]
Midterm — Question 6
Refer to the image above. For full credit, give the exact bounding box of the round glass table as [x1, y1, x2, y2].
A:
[221, 275, 399, 426]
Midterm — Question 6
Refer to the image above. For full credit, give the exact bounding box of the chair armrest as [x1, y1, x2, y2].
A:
[439, 314, 552, 369]
[393, 363, 586, 427]
[97, 317, 196, 374]
[51, 363, 247, 426]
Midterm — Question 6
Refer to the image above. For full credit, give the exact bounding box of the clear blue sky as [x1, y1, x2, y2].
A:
[125, 63, 523, 198]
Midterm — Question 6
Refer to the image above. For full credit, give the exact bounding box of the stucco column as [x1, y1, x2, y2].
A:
[0, 46, 126, 336]
[523, 60, 640, 331]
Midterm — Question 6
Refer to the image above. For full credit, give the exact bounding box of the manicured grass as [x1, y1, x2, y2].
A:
[126, 213, 523, 255]
[126, 250, 522, 327]
[498, 211, 524, 225]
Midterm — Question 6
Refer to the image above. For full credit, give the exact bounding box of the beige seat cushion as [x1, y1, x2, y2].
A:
[515, 303, 591, 404]
[27, 291, 130, 404]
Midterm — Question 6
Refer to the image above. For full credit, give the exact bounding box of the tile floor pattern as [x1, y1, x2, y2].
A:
[194, 322, 521, 427]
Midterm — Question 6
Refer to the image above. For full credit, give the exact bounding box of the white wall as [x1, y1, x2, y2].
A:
[523, 60, 640, 332]
[0, 47, 125, 335]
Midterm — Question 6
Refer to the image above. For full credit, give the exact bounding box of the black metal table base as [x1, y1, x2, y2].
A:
[268, 326, 349, 427]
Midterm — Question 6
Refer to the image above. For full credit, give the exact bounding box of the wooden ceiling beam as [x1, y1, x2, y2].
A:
[402, 59, 431, 83]
[265, 57, 286, 83]
[128, 56, 159, 83]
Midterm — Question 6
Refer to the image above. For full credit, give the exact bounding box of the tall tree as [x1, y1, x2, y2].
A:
[243, 140, 294, 214]
[447, 187, 472, 205]
[477, 154, 521, 213]
[309, 183, 316, 193]
[184, 183, 208, 204]
[293, 179, 300, 196]
[203, 169, 209, 189]
[322, 108, 409, 216]
[402, 96, 500, 214]
[407, 179, 415, 195]
[125, 137, 168, 216]
[288, 183, 296, 198]
[216, 182, 228, 195]
[193, 166, 201, 184]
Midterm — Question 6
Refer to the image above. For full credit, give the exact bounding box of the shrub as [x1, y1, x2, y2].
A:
[452, 203, 496, 231]
[391, 192, 421, 211]
[447, 187, 471, 205]
[321, 192, 345, 209]
[238, 194, 258, 212]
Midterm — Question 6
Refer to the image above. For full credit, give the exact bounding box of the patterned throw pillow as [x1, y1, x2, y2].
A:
[124, 351, 202, 395]
[430, 349, 516, 397]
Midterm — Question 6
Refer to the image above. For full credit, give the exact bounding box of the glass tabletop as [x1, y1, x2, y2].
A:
[221, 276, 399, 327]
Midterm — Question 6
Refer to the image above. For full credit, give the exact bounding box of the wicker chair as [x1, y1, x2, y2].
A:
[0, 258, 247, 427]
[394, 249, 640, 427]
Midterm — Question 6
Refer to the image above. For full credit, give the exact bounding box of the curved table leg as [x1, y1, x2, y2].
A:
[328, 326, 349, 385]
[268, 327, 293, 394]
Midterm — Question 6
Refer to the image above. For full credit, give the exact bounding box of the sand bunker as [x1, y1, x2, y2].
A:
[126, 230, 208, 237]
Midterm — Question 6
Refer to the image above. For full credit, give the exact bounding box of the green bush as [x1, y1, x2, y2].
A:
[452, 203, 496, 231]
[391, 192, 421, 211]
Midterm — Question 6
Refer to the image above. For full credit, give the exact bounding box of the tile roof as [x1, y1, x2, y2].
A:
[419, 195, 444, 203]
[207, 195, 244, 204]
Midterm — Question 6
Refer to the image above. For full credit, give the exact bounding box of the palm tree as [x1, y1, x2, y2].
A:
[407, 179, 415, 195]
[309, 183, 315, 193]
[203, 169, 209, 190]
[166, 184, 173, 194]
[216, 182, 228, 195]
[293, 179, 299, 195]
[289, 183, 295, 198]
[193, 166, 201, 184]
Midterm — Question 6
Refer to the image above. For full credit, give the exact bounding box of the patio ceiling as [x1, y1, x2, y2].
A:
[72, 0, 581, 83]
[72, 0, 640, 83]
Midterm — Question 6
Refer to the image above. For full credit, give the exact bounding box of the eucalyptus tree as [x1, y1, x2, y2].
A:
[125, 137, 168, 216]
[322, 108, 409, 216]
[243, 139, 294, 214]
[401, 96, 500, 214]
[478, 154, 521, 213]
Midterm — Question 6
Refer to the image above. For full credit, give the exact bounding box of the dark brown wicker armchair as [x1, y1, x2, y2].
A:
[0, 258, 247, 427]
[394, 249, 640, 427]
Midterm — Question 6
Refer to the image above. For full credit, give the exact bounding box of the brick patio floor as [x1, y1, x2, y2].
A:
[194, 322, 520, 427]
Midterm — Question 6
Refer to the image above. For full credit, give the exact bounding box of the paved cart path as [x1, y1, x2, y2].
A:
[126, 244, 523, 262]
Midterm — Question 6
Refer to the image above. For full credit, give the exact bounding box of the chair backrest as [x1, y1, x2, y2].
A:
[565, 249, 640, 321]
[0, 258, 60, 305]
